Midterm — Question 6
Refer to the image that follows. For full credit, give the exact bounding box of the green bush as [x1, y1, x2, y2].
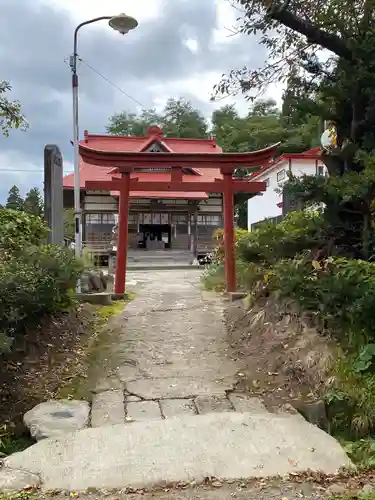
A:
[0, 208, 48, 253]
[237, 209, 325, 264]
[0, 245, 83, 340]
[268, 257, 375, 346]
[201, 260, 261, 292]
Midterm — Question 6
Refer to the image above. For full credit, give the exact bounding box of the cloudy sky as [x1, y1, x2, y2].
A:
[0, 0, 280, 203]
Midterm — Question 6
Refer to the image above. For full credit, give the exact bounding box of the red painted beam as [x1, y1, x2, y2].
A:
[85, 179, 267, 194]
[79, 143, 280, 170]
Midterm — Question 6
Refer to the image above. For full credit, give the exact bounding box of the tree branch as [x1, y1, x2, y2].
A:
[266, 3, 353, 61]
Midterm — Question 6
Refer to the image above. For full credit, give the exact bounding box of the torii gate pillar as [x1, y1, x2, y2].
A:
[115, 173, 130, 294]
[222, 172, 236, 292]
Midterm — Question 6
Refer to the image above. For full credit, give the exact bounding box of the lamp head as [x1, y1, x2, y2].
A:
[109, 13, 138, 35]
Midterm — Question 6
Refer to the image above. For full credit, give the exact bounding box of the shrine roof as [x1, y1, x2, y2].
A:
[63, 125, 223, 192]
[63, 126, 279, 200]
[81, 133, 221, 154]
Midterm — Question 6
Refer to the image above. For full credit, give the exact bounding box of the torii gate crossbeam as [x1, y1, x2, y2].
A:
[81, 142, 279, 295]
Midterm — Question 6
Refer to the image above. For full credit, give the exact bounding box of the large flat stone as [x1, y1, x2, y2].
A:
[0, 467, 40, 492]
[6, 411, 352, 492]
[24, 400, 89, 441]
[91, 390, 125, 427]
[126, 377, 230, 399]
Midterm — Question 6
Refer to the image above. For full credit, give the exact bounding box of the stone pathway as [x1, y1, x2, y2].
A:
[91, 269, 243, 426]
[2, 269, 351, 492]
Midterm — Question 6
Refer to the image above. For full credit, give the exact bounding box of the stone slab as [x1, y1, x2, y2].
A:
[24, 400, 89, 441]
[161, 398, 196, 418]
[126, 401, 162, 421]
[91, 390, 125, 427]
[76, 292, 112, 305]
[228, 394, 267, 413]
[195, 396, 234, 414]
[126, 378, 230, 399]
[225, 292, 246, 302]
[0, 467, 40, 492]
[6, 412, 352, 492]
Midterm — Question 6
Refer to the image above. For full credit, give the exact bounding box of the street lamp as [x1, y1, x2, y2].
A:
[69, 13, 138, 270]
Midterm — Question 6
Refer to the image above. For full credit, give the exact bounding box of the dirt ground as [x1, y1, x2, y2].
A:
[0, 304, 95, 439]
[224, 296, 334, 418]
[8, 472, 375, 500]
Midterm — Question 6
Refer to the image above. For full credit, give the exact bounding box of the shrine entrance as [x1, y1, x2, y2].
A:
[81, 142, 279, 294]
[139, 224, 171, 250]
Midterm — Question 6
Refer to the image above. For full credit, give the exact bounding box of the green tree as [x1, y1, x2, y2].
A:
[215, 0, 375, 258]
[24, 187, 43, 217]
[212, 99, 318, 228]
[0, 80, 28, 136]
[6, 185, 24, 211]
[216, 0, 375, 171]
[107, 98, 208, 139]
[107, 108, 163, 136]
[162, 98, 208, 138]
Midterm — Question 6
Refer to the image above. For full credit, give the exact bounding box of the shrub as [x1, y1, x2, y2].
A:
[212, 228, 249, 262]
[237, 210, 325, 265]
[201, 260, 261, 292]
[0, 208, 48, 253]
[0, 245, 83, 342]
[325, 355, 375, 438]
[268, 257, 375, 346]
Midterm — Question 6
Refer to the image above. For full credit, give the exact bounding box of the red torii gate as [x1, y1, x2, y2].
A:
[81, 143, 279, 294]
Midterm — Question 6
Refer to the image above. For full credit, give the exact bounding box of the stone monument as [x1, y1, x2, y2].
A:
[44, 145, 64, 245]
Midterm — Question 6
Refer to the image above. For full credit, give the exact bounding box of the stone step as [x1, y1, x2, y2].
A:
[4, 410, 351, 492]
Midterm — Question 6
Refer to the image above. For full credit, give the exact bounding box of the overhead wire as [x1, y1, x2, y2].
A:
[77, 57, 147, 109]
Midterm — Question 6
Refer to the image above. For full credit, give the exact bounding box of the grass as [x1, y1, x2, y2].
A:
[0, 295, 134, 459]
[324, 352, 375, 440]
[56, 295, 134, 401]
[0, 424, 33, 456]
[0, 494, 37, 500]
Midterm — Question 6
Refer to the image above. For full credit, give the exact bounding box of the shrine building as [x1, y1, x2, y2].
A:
[63, 126, 227, 259]
[63, 125, 277, 293]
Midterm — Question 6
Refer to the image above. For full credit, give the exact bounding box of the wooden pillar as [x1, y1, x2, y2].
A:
[193, 203, 198, 258]
[115, 173, 130, 294]
[223, 172, 236, 292]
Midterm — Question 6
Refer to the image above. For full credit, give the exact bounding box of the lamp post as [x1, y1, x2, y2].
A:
[69, 13, 138, 269]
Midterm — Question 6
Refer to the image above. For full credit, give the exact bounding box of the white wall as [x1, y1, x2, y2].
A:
[247, 158, 326, 229]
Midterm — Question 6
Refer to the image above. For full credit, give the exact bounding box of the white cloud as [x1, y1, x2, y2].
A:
[183, 39, 199, 54]
[0, 0, 286, 203]
[44, 0, 162, 24]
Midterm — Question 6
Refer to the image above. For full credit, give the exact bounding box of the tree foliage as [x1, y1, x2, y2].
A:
[107, 98, 208, 138]
[0, 81, 28, 136]
[5, 185, 24, 212]
[0, 208, 48, 253]
[24, 187, 43, 217]
[216, 0, 375, 168]
[214, 0, 375, 254]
